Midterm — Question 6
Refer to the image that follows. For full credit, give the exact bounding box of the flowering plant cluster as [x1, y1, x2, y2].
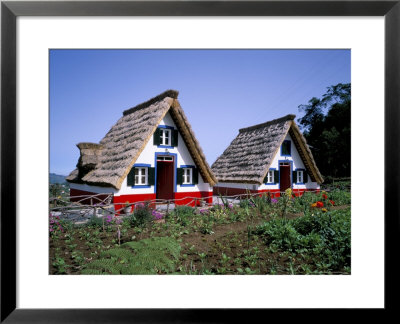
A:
[285, 188, 293, 197]
[152, 210, 164, 220]
[311, 201, 324, 208]
[49, 213, 64, 236]
[271, 198, 279, 204]
[105, 215, 122, 225]
[310, 191, 335, 212]
[199, 208, 209, 215]
[135, 202, 145, 209]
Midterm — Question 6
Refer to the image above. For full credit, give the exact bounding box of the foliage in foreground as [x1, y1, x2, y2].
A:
[255, 208, 351, 273]
[81, 237, 181, 275]
[50, 189, 351, 275]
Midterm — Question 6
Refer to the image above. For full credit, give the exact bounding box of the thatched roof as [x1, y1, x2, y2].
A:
[211, 114, 323, 184]
[66, 90, 217, 189]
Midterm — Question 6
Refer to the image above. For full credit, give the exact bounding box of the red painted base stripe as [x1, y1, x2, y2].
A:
[174, 191, 213, 207]
[214, 186, 320, 198]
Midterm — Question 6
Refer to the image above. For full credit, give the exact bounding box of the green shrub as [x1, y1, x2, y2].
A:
[130, 202, 152, 227]
[256, 208, 351, 272]
[87, 214, 103, 228]
[173, 205, 195, 226]
[327, 189, 351, 205]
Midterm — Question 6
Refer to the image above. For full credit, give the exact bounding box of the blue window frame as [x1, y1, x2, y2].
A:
[294, 168, 306, 185]
[281, 140, 291, 156]
[179, 165, 196, 187]
[157, 125, 175, 149]
[131, 164, 152, 188]
[264, 168, 276, 185]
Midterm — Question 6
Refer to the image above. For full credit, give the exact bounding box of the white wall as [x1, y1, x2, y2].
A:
[117, 112, 212, 196]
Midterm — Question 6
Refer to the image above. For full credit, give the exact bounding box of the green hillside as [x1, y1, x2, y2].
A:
[50, 173, 67, 184]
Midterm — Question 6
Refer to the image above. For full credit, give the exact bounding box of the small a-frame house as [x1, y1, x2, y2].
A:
[66, 90, 217, 209]
[211, 114, 323, 196]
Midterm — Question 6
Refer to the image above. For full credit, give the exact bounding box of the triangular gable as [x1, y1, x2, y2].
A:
[211, 114, 323, 185]
[258, 121, 323, 184]
[67, 90, 216, 189]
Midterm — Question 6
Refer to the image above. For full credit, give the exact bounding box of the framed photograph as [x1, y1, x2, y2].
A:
[1, 0, 399, 322]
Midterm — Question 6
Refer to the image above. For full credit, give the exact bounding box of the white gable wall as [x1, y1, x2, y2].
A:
[116, 112, 212, 196]
[258, 133, 319, 191]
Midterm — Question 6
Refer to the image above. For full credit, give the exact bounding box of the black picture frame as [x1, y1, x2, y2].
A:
[1, 0, 399, 322]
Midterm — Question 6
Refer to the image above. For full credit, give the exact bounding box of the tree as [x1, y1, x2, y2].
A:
[297, 83, 350, 179]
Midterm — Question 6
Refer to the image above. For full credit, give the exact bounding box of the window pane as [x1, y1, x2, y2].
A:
[165, 130, 170, 145]
[135, 175, 139, 184]
[135, 168, 138, 176]
[282, 141, 291, 155]
[298, 171, 303, 183]
[141, 176, 145, 184]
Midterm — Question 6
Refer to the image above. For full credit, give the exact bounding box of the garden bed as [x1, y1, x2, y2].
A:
[49, 189, 351, 275]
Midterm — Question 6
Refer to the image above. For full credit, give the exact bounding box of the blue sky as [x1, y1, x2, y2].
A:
[50, 49, 350, 176]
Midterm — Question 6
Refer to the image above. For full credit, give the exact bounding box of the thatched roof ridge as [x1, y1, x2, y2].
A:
[239, 114, 295, 133]
[211, 115, 323, 185]
[66, 90, 216, 189]
[77, 142, 103, 150]
[122, 90, 179, 116]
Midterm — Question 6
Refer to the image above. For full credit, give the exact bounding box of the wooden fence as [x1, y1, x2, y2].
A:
[49, 189, 323, 221]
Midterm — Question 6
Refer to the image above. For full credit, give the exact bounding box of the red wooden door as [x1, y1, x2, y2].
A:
[280, 165, 291, 192]
[156, 161, 174, 200]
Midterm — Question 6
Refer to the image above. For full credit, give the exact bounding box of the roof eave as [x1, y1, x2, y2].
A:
[170, 99, 217, 186]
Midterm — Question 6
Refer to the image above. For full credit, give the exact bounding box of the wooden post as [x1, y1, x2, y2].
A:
[166, 200, 170, 219]
[90, 198, 96, 219]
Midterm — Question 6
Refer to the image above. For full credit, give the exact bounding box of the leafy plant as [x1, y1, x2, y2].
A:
[52, 256, 69, 274]
[173, 206, 195, 226]
[87, 214, 103, 228]
[130, 202, 152, 227]
[81, 237, 181, 275]
[49, 214, 65, 238]
[256, 208, 351, 273]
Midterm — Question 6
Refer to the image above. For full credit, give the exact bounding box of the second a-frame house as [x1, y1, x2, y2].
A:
[66, 90, 217, 209]
[211, 114, 323, 197]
